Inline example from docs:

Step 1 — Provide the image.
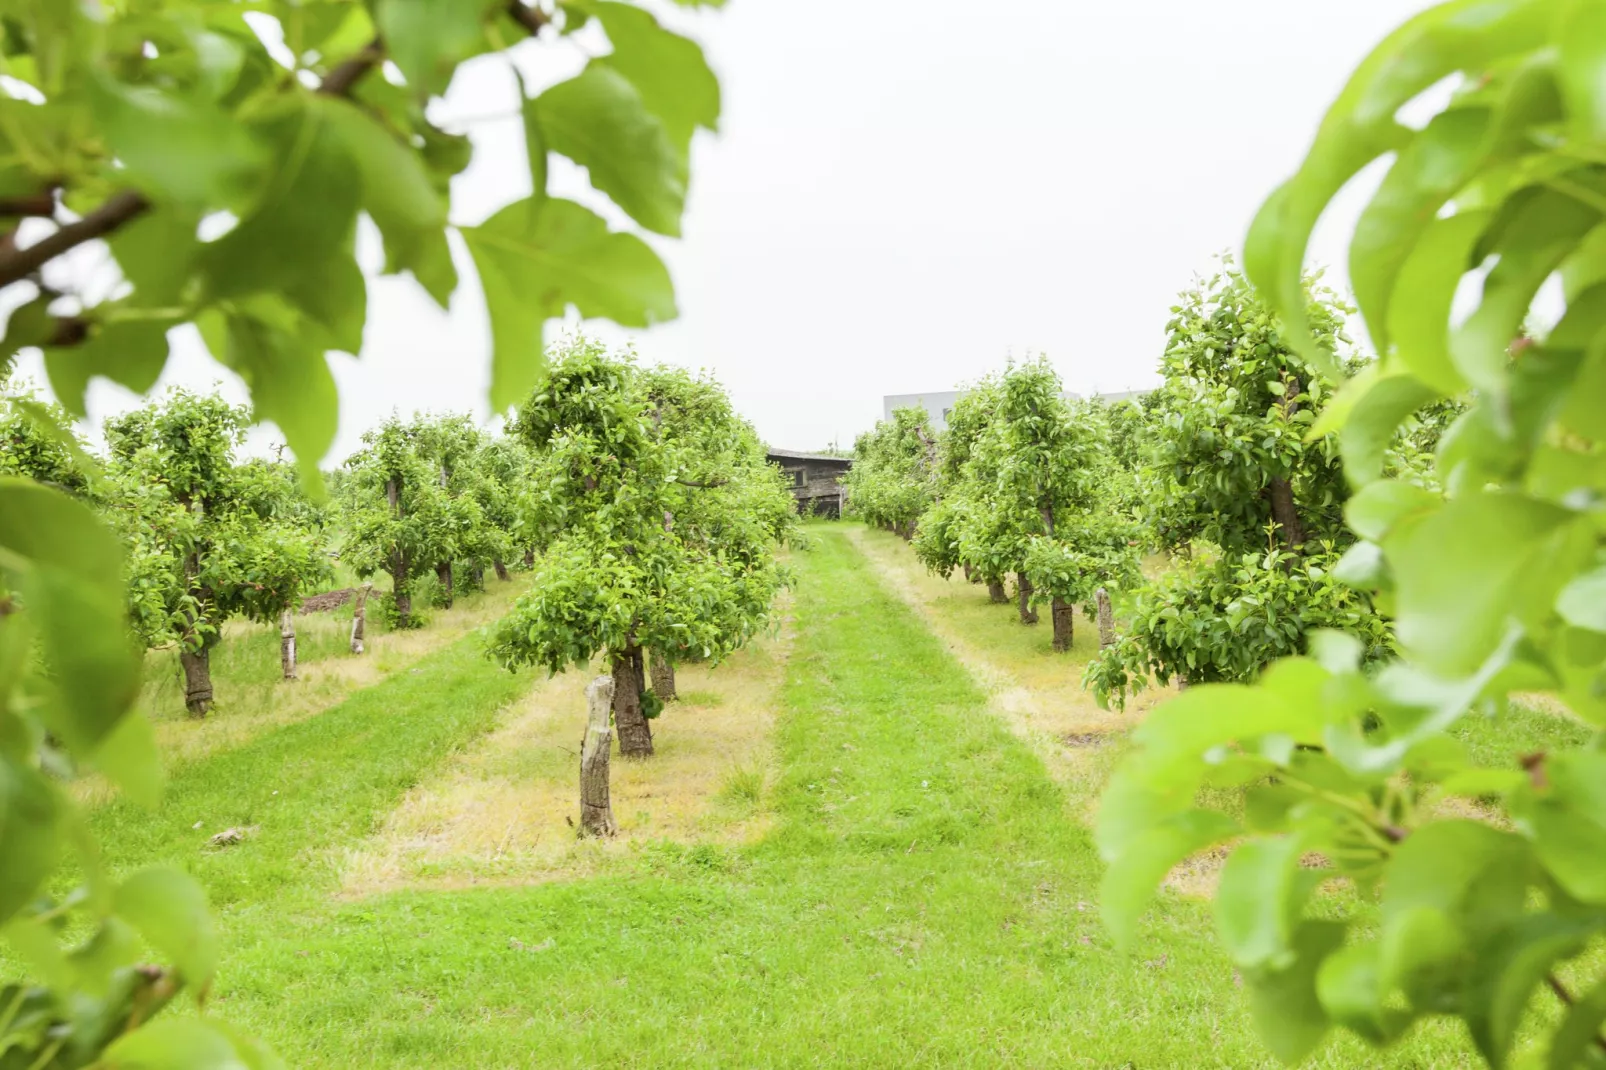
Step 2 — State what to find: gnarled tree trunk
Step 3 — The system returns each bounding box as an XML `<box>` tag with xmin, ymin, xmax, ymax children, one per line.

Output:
<box><xmin>436</xmin><ymin>562</ymin><xmax>454</xmax><ymax>608</ymax></box>
<box><xmin>987</xmin><ymin>577</ymin><xmax>1008</xmax><ymax>604</ymax></box>
<box><xmin>493</xmin><ymin>557</ymin><xmax>510</xmax><ymax>582</ymax></box>
<box><xmin>180</xmin><ymin>645</ymin><xmax>214</xmax><ymax>718</ymax></box>
<box><xmin>280</xmin><ymin>608</ymin><xmax>297</xmax><ymax>680</ymax></box>
<box><xmin>612</xmin><ymin>646</ymin><xmax>653</xmax><ymax>758</ymax></box>
<box><xmin>1096</xmin><ymin>587</ymin><xmax>1116</xmax><ymax>650</ymax></box>
<box><xmin>1051</xmin><ymin>597</ymin><xmax>1074</xmax><ymax>652</ymax></box>
<box><xmin>350</xmin><ymin>583</ymin><xmax>372</xmax><ymax>654</ymax></box>
<box><xmin>579</xmin><ymin>675</ymin><xmax>618</xmax><ymax>837</ymax></box>
<box><xmin>649</xmin><ymin>651</ymin><xmax>677</xmax><ymax>702</ymax></box>
<box><xmin>1016</xmin><ymin>574</ymin><xmax>1038</xmax><ymax>624</ymax></box>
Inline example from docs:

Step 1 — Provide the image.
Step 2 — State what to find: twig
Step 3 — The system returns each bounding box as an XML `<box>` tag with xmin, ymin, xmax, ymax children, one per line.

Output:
<box><xmin>319</xmin><ymin>37</ymin><xmax>384</xmax><ymax>97</ymax></box>
<box><xmin>1547</xmin><ymin>972</ymin><xmax>1606</xmax><ymax>1056</ymax></box>
<box><xmin>507</xmin><ymin>1</ymin><xmax>552</xmax><ymax>35</ymax></box>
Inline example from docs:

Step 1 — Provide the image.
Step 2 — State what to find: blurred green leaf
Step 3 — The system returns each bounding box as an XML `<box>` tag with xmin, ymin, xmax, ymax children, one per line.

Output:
<box><xmin>113</xmin><ymin>868</ymin><xmax>217</xmax><ymax>988</ymax></box>
<box><xmin>1101</xmin><ymin>808</ymin><xmax>1238</xmax><ymax>951</ymax></box>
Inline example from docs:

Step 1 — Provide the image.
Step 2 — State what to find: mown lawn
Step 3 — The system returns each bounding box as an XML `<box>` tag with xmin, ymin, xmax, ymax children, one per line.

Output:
<box><xmin>59</xmin><ymin>525</ymin><xmax>1511</xmax><ymax>1068</ymax></box>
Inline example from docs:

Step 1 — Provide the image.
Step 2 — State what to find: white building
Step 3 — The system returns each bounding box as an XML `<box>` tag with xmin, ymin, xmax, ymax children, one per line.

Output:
<box><xmin>883</xmin><ymin>387</ymin><xmax>1148</xmax><ymax>432</ymax></box>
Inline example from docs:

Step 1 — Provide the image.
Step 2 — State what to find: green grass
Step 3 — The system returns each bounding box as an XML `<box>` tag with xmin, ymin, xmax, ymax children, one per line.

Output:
<box><xmin>108</xmin><ymin>526</ymin><xmax>1480</xmax><ymax>1068</ymax></box>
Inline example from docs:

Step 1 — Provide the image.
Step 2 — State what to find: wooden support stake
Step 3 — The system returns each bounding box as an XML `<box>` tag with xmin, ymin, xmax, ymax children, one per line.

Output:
<box><xmin>579</xmin><ymin>675</ymin><xmax>618</xmax><ymax>837</ymax></box>
<box><xmin>350</xmin><ymin>582</ymin><xmax>373</xmax><ymax>654</ymax></box>
<box><xmin>1096</xmin><ymin>587</ymin><xmax>1116</xmax><ymax>650</ymax></box>
<box><xmin>280</xmin><ymin>608</ymin><xmax>298</xmax><ymax>680</ymax></box>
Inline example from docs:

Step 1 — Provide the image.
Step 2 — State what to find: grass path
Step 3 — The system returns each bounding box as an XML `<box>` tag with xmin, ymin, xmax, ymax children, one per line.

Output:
<box><xmin>193</xmin><ymin>527</ymin><xmax>1479</xmax><ymax>1068</ymax></box>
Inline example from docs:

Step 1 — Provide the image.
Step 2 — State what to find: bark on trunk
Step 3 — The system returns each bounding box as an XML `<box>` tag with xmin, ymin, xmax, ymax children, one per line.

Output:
<box><xmin>392</xmin><ymin>571</ymin><xmax>412</xmax><ymax>629</ymax></box>
<box><xmin>436</xmin><ymin>562</ymin><xmax>454</xmax><ymax>608</ymax></box>
<box><xmin>1051</xmin><ymin>597</ymin><xmax>1074</xmax><ymax>652</ymax></box>
<box><xmin>579</xmin><ymin>675</ymin><xmax>618</xmax><ymax>838</ymax></box>
<box><xmin>962</xmin><ymin>562</ymin><xmax>976</xmax><ymax>584</ymax></box>
<box><xmin>522</xmin><ymin>548</ymin><xmax>535</xmax><ymax>568</ymax></box>
<box><xmin>649</xmin><ymin>651</ymin><xmax>677</xmax><ymax>702</ymax></box>
<box><xmin>1016</xmin><ymin>574</ymin><xmax>1038</xmax><ymax>625</ymax></box>
<box><xmin>350</xmin><ymin>583</ymin><xmax>372</xmax><ymax>654</ymax></box>
<box><xmin>612</xmin><ymin>647</ymin><xmax>653</xmax><ymax>758</ymax></box>
<box><xmin>1096</xmin><ymin>587</ymin><xmax>1116</xmax><ymax>650</ymax></box>
<box><xmin>493</xmin><ymin>558</ymin><xmax>510</xmax><ymax>582</ymax></box>
<box><xmin>1267</xmin><ymin>476</ymin><xmax>1305</xmax><ymax>556</ymax></box>
<box><xmin>987</xmin><ymin>578</ymin><xmax>1008</xmax><ymax>604</ymax></box>
<box><xmin>180</xmin><ymin>646</ymin><xmax>214</xmax><ymax>718</ymax></box>
<box><xmin>280</xmin><ymin>608</ymin><xmax>297</xmax><ymax>680</ymax></box>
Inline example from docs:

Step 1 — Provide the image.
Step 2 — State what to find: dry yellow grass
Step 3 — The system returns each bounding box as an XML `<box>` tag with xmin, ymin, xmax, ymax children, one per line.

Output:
<box><xmin>339</xmin><ymin>596</ymin><xmax>795</xmax><ymax>897</ymax></box>
<box><xmin>75</xmin><ymin>581</ymin><xmax>529</xmax><ymax>805</ymax></box>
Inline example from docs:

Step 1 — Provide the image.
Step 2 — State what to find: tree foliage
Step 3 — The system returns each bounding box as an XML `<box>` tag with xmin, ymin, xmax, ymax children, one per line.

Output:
<box><xmin>1086</xmin><ymin>268</ymin><xmax>1388</xmax><ymax>705</ymax></box>
<box><xmin>488</xmin><ymin>338</ymin><xmax>793</xmax><ymax>754</ymax></box>
<box><xmin>0</xmin><ymin>0</ymin><xmax>725</xmax><ymax>1061</ymax></box>
<box><xmin>843</xmin><ymin>406</ymin><xmax>937</xmax><ymax>536</ymax></box>
<box><xmin>1101</xmin><ymin>4</ymin><xmax>1606</xmax><ymax>1066</ymax></box>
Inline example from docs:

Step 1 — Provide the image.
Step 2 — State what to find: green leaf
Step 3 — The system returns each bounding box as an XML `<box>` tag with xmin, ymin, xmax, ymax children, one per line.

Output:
<box><xmin>1382</xmin><ymin>820</ymin><xmax>1531</xmax><ymax>933</ymax></box>
<box><xmin>1466</xmin><ymin>915</ymin><xmax>1596</xmax><ymax>1068</ymax></box>
<box><xmin>44</xmin><ymin>321</ymin><xmax>172</xmax><ymax>419</ymax></box>
<box><xmin>516</xmin><ymin>68</ymin><xmax>548</xmax><ymax>211</ymax></box>
<box><xmin>113</xmin><ymin>867</ymin><xmax>217</xmax><ymax>987</ymax></box>
<box><xmin>1101</xmin><ymin>808</ymin><xmax>1238</xmax><ymax>950</ymax></box>
<box><xmin>91</xmin><ymin>707</ymin><xmax>164</xmax><ymax>811</ymax></box>
<box><xmin>1388</xmin><ymin>210</ymin><xmax>1487</xmax><ymax>395</ymax></box>
<box><xmin>1344</xmin><ymin>479</ymin><xmax>1438</xmax><ymax>542</ymax></box>
<box><xmin>199</xmin><ymin>104</ymin><xmax>363</xmax><ymax>334</ymax></box>
<box><xmin>0</xmin><ymin>754</ymin><xmax>61</xmax><ymax>927</ymax></box>
<box><xmin>101</xmin><ymin>1019</ymin><xmax>269</xmax><ymax>1070</ymax></box>
<box><xmin>1451</xmin><ymin>185</ymin><xmax>1603</xmax><ymax>392</ymax></box>
<box><xmin>1350</xmin><ymin>105</ymin><xmax>1491</xmax><ymax>356</ymax></box>
<box><xmin>218</xmin><ymin>305</ymin><xmax>338</xmax><ymax>491</ymax></box>
<box><xmin>1550</xmin><ymin>974</ymin><xmax>1606</xmax><ymax>1070</ymax></box>
<box><xmin>1244</xmin><ymin>0</ymin><xmax>1551</xmax><ymax>365</ymax></box>
<box><xmin>107</xmin><ymin>205</ymin><xmax>203</xmax><ymax>309</ymax></box>
<box><xmin>1245</xmin><ymin>920</ymin><xmax>1347</xmax><ymax>1064</ymax></box>
<box><xmin>1387</xmin><ymin>491</ymin><xmax>1588</xmax><ymax>675</ymax></box>
<box><xmin>1317</xmin><ymin>940</ymin><xmax>1414</xmax><ymax>1045</ymax></box>
<box><xmin>316</xmin><ymin>97</ymin><xmax>454</xmax><ymax>307</ymax></box>
<box><xmin>1340</xmin><ymin>373</ymin><xmax>1442</xmax><ymax>486</ymax></box>
<box><xmin>589</xmin><ymin>0</ymin><xmax>721</xmax><ymax>150</ymax></box>
<box><xmin>0</xmin><ymin>479</ymin><xmax>141</xmax><ymax>753</ymax></box>
<box><xmin>1510</xmin><ymin>751</ymin><xmax>1606</xmax><ymax>905</ymax></box>
<box><xmin>375</xmin><ymin>0</ymin><xmax>494</xmax><ymax>96</ymax></box>
<box><xmin>463</xmin><ymin>196</ymin><xmax>677</xmax><ymax>412</ymax></box>
<box><xmin>536</xmin><ymin>64</ymin><xmax>686</xmax><ymax>237</ymax></box>
<box><xmin>1217</xmin><ymin>834</ymin><xmax>1321</xmax><ymax>970</ymax></box>
<box><xmin>87</xmin><ymin>73</ymin><xmax>266</xmax><ymax>205</ymax></box>
<box><xmin>1557</xmin><ymin>564</ymin><xmax>1606</xmax><ymax>632</ymax></box>
<box><xmin>1558</xmin><ymin>0</ymin><xmax>1606</xmax><ymax>143</ymax></box>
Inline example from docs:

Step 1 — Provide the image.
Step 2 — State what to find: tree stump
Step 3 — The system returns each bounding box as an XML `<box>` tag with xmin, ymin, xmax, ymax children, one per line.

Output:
<box><xmin>1096</xmin><ymin>587</ymin><xmax>1116</xmax><ymax>650</ymax></box>
<box><xmin>612</xmin><ymin>647</ymin><xmax>653</xmax><ymax>758</ymax></box>
<box><xmin>1016</xmin><ymin>574</ymin><xmax>1038</xmax><ymax>625</ymax></box>
<box><xmin>579</xmin><ymin>675</ymin><xmax>618</xmax><ymax>838</ymax></box>
<box><xmin>350</xmin><ymin>582</ymin><xmax>372</xmax><ymax>654</ymax></box>
<box><xmin>649</xmin><ymin>651</ymin><xmax>677</xmax><ymax>702</ymax></box>
<box><xmin>280</xmin><ymin>608</ymin><xmax>297</xmax><ymax>680</ymax></box>
<box><xmin>1051</xmin><ymin>597</ymin><xmax>1074</xmax><ymax>652</ymax></box>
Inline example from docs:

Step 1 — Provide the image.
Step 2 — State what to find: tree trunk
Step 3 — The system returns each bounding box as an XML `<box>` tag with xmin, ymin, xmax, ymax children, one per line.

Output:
<box><xmin>649</xmin><ymin>651</ymin><xmax>676</xmax><ymax>702</ymax></box>
<box><xmin>1267</xmin><ymin>476</ymin><xmax>1305</xmax><ymax>556</ymax></box>
<box><xmin>436</xmin><ymin>562</ymin><xmax>454</xmax><ymax>608</ymax></box>
<box><xmin>1177</xmin><ymin>673</ymin><xmax>1190</xmax><ymax>691</ymax></box>
<box><xmin>493</xmin><ymin>558</ymin><xmax>510</xmax><ymax>582</ymax></box>
<box><xmin>987</xmin><ymin>578</ymin><xmax>1007</xmax><ymax>604</ymax></box>
<box><xmin>1096</xmin><ymin>587</ymin><xmax>1116</xmax><ymax>650</ymax></box>
<box><xmin>350</xmin><ymin>583</ymin><xmax>372</xmax><ymax>654</ymax></box>
<box><xmin>180</xmin><ymin>646</ymin><xmax>214</xmax><ymax>718</ymax></box>
<box><xmin>391</xmin><ymin>567</ymin><xmax>412</xmax><ymax>629</ymax></box>
<box><xmin>1051</xmin><ymin>597</ymin><xmax>1074</xmax><ymax>652</ymax></box>
<box><xmin>962</xmin><ymin>562</ymin><xmax>975</xmax><ymax>583</ymax></box>
<box><xmin>1016</xmin><ymin>574</ymin><xmax>1038</xmax><ymax>624</ymax></box>
<box><xmin>579</xmin><ymin>675</ymin><xmax>618</xmax><ymax>838</ymax></box>
<box><xmin>280</xmin><ymin>608</ymin><xmax>297</xmax><ymax>680</ymax></box>
<box><xmin>523</xmin><ymin>548</ymin><xmax>535</xmax><ymax>568</ymax></box>
<box><xmin>471</xmin><ymin>565</ymin><xmax>485</xmax><ymax>590</ymax></box>
<box><xmin>612</xmin><ymin>647</ymin><xmax>653</xmax><ymax>758</ymax></box>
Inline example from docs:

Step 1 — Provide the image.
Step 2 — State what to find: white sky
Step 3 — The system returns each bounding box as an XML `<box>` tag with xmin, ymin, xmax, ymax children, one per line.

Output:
<box><xmin>16</xmin><ymin>0</ymin><xmax>1435</xmax><ymax>461</ymax></box>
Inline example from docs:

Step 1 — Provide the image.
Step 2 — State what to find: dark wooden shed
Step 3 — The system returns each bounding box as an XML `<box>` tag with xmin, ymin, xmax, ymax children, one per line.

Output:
<box><xmin>767</xmin><ymin>448</ymin><xmax>852</xmax><ymax>518</ymax></box>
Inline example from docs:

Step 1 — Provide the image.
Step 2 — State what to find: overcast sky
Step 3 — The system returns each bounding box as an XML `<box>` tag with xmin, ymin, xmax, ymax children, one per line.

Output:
<box><xmin>16</xmin><ymin>0</ymin><xmax>1434</xmax><ymax>461</ymax></box>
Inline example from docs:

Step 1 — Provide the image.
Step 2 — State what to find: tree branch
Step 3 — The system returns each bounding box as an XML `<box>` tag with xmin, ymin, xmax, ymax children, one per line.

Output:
<box><xmin>675</xmin><ymin>478</ymin><xmax>728</xmax><ymax>489</ymax></box>
<box><xmin>1546</xmin><ymin>972</ymin><xmax>1606</xmax><ymax>1056</ymax></box>
<box><xmin>319</xmin><ymin>38</ymin><xmax>384</xmax><ymax>97</ymax></box>
<box><xmin>0</xmin><ymin>190</ymin><xmax>150</xmax><ymax>290</ymax></box>
<box><xmin>0</xmin><ymin>189</ymin><xmax>57</xmax><ymax>219</ymax></box>
<box><xmin>507</xmin><ymin>1</ymin><xmax>552</xmax><ymax>35</ymax></box>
